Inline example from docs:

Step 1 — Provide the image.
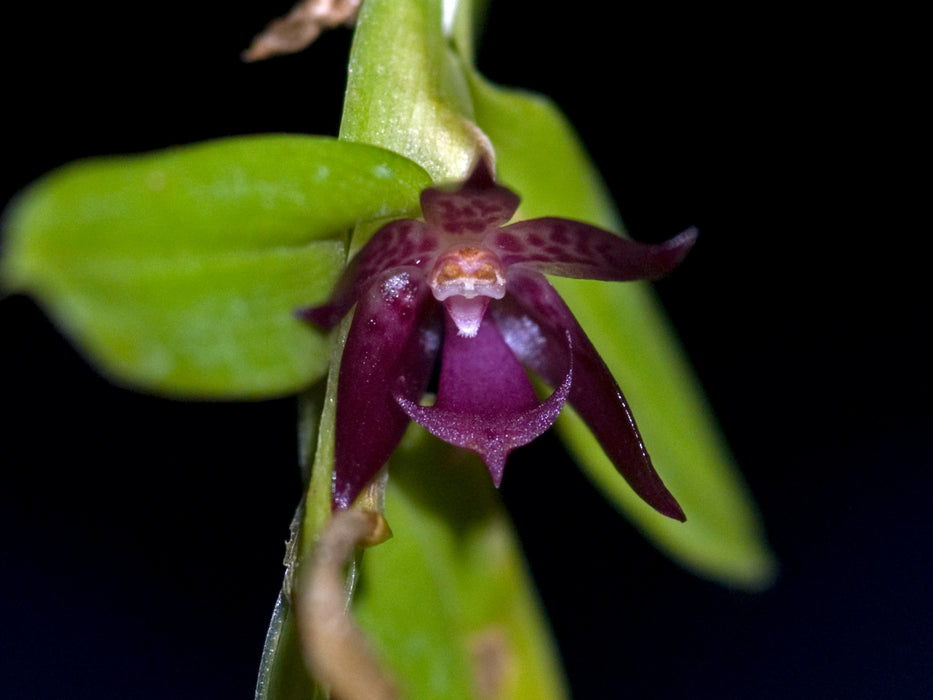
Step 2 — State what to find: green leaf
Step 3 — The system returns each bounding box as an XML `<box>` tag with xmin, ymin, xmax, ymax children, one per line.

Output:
<box><xmin>354</xmin><ymin>429</ymin><xmax>569</xmax><ymax>699</ymax></box>
<box><xmin>465</xmin><ymin>67</ymin><xmax>777</xmax><ymax>590</ymax></box>
<box><xmin>339</xmin><ymin>0</ymin><xmax>482</xmax><ymax>181</ymax></box>
<box><xmin>1</xmin><ymin>135</ymin><xmax>431</xmax><ymax>398</ymax></box>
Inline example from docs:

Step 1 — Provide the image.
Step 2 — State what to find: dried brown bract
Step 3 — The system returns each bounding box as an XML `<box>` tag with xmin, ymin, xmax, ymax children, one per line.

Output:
<box><xmin>295</xmin><ymin>510</ymin><xmax>398</xmax><ymax>699</ymax></box>
<box><xmin>243</xmin><ymin>0</ymin><xmax>362</xmax><ymax>62</ymax></box>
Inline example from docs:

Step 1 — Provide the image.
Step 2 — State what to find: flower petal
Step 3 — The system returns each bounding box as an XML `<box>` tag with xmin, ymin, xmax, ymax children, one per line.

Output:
<box><xmin>420</xmin><ymin>160</ymin><xmax>521</xmax><ymax>235</ymax></box>
<box><xmin>397</xmin><ymin>315</ymin><xmax>571</xmax><ymax>487</ymax></box>
<box><xmin>332</xmin><ymin>267</ymin><xmax>439</xmax><ymax>508</ymax></box>
<box><xmin>494</xmin><ymin>269</ymin><xmax>686</xmax><ymax>521</ymax></box>
<box><xmin>297</xmin><ymin>218</ymin><xmax>438</xmax><ymax>328</ymax></box>
<box><xmin>493</xmin><ymin>220</ymin><xmax>697</xmax><ymax>282</ymax></box>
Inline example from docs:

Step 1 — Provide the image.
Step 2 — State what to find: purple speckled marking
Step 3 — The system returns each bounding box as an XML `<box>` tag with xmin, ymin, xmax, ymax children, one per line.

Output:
<box><xmin>493</xmin><ymin>231</ymin><xmax>523</xmax><ymax>253</ymax></box>
<box><xmin>496</xmin><ymin>218</ymin><xmax>697</xmax><ymax>282</ymax></box>
<box><xmin>421</xmin><ymin>174</ymin><xmax>520</xmax><ymax>234</ymax></box>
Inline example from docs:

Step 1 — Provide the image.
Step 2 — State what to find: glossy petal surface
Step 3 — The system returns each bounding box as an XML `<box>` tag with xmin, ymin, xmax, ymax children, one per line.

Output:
<box><xmin>496</xmin><ymin>268</ymin><xmax>685</xmax><ymax>521</ymax></box>
<box><xmin>398</xmin><ymin>315</ymin><xmax>570</xmax><ymax>486</ymax></box>
<box><xmin>333</xmin><ymin>267</ymin><xmax>438</xmax><ymax>507</ymax></box>
<box><xmin>298</xmin><ymin>218</ymin><xmax>436</xmax><ymax>328</ymax></box>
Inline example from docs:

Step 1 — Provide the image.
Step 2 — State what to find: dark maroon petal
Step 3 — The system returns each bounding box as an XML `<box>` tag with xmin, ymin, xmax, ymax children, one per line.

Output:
<box><xmin>493</xmin><ymin>220</ymin><xmax>697</xmax><ymax>281</ymax></box>
<box><xmin>420</xmin><ymin>161</ymin><xmax>521</xmax><ymax>236</ymax></box>
<box><xmin>332</xmin><ymin>267</ymin><xmax>439</xmax><ymax>508</ymax></box>
<box><xmin>297</xmin><ymin>218</ymin><xmax>438</xmax><ymax>328</ymax></box>
<box><xmin>396</xmin><ymin>315</ymin><xmax>571</xmax><ymax>487</ymax></box>
<box><xmin>493</xmin><ymin>268</ymin><xmax>686</xmax><ymax>521</ymax></box>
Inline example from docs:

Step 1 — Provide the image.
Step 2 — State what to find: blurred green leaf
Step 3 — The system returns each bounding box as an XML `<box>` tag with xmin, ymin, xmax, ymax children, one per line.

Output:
<box><xmin>355</xmin><ymin>429</ymin><xmax>569</xmax><ymax>699</ymax></box>
<box><xmin>258</xmin><ymin>427</ymin><xmax>571</xmax><ymax>699</ymax></box>
<box><xmin>465</xmin><ymin>67</ymin><xmax>777</xmax><ymax>590</ymax></box>
<box><xmin>1</xmin><ymin>135</ymin><xmax>430</xmax><ymax>398</ymax></box>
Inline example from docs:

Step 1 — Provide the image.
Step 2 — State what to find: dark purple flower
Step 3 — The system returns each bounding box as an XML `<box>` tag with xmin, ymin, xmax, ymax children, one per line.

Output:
<box><xmin>300</xmin><ymin>160</ymin><xmax>696</xmax><ymax>521</ymax></box>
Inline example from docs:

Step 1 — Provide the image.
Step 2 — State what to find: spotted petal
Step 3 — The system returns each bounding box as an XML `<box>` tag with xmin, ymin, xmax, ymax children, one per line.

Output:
<box><xmin>332</xmin><ymin>267</ymin><xmax>439</xmax><ymax>508</ymax></box>
<box><xmin>419</xmin><ymin>159</ymin><xmax>521</xmax><ymax>234</ymax></box>
<box><xmin>493</xmin><ymin>221</ymin><xmax>697</xmax><ymax>281</ymax></box>
<box><xmin>397</xmin><ymin>314</ymin><xmax>571</xmax><ymax>487</ymax></box>
<box><xmin>297</xmin><ymin>218</ymin><xmax>437</xmax><ymax>328</ymax></box>
<box><xmin>495</xmin><ymin>268</ymin><xmax>686</xmax><ymax>521</ymax></box>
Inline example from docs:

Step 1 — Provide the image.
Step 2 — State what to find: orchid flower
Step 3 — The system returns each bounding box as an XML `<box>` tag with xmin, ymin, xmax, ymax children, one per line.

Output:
<box><xmin>300</xmin><ymin>158</ymin><xmax>696</xmax><ymax>520</ymax></box>
<box><xmin>1</xmin><ymin>1</ymin><xmax>777</xmax><ymax>694</ymax></box>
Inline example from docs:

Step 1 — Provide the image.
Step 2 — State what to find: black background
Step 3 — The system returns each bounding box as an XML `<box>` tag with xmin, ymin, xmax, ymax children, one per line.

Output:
<box><xmin>2</xmin><ymin>2</ymin><xmax>928</xmax><ymax>698</ymax></box>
